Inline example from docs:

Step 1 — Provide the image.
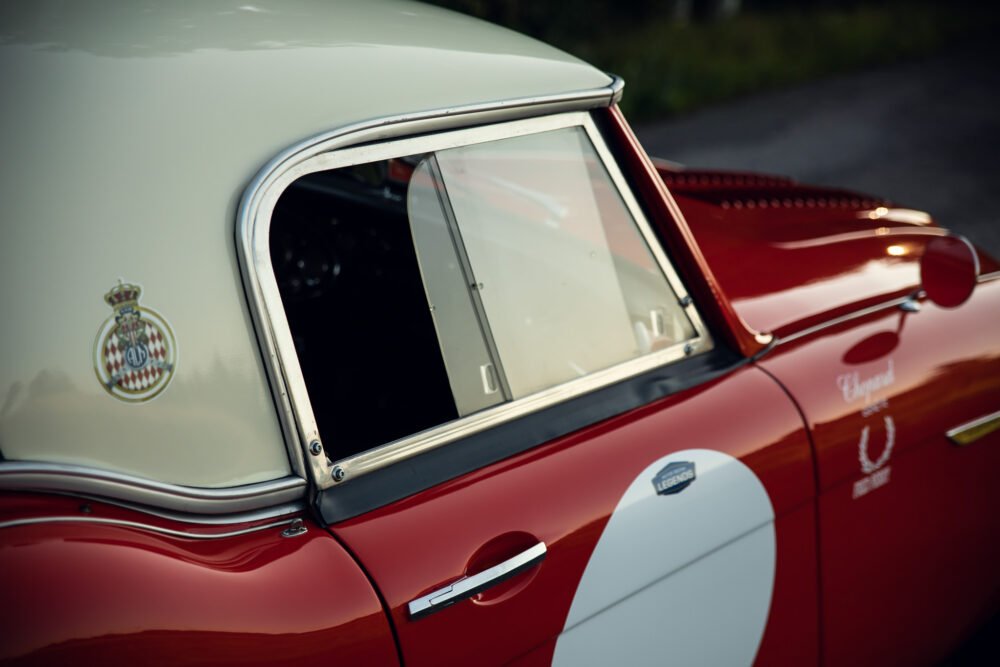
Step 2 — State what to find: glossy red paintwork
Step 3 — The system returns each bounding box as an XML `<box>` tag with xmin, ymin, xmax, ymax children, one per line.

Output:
<box><xmin>758</xmin><ymin>278</ymin><xmax>1000</xmax><ymax>665</ymax></box>
<box><xmin>0</xmin><ymin>493</ymin><xmax>398</xmax><ymax>666</ymax></box>
<box><xmin>670</xmin><ymin>189</ymin><xmax>933</xmax><ymax>334</ymax></box>
<box><xmin>662</xmin><ymin>164</ymin><xmax>1000</xmax><ymax>339</ymax></box>
<box><xmin>752</xmin><ymin>503</ymin><xmax>820</xmax><ymax>666</ymax></box>
<box><xmin>330</xmin><ymin>366</ymin><xmax>816</xmax><ymax>666</ymax></box>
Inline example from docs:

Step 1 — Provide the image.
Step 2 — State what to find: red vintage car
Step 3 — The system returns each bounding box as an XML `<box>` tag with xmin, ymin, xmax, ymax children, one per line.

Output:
<box><xmin>1</xmin><ymin>2</ymin><xmax>997</xmax><ymax>665</ymax></box>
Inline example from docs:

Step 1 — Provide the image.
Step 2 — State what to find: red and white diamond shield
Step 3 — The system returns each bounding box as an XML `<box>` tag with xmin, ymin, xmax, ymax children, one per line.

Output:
<box><xmin>94</xmin><ymin>300</ymin><xmax>176</xmax><ymax>403</ymax></box>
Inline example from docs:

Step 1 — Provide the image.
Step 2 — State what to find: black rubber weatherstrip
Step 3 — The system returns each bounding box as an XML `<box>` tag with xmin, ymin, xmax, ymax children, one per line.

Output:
<box><xmin>316</xmin><ymin>346</ymin><xmax>745</xmax><ymax>525</ymax></box>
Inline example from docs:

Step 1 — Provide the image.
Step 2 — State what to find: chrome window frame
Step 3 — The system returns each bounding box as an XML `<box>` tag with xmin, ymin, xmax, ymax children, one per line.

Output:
<box><xmin>237</xmin><ymin>80</ymin><xmax>713</xmax><ymax>490</ymax></box>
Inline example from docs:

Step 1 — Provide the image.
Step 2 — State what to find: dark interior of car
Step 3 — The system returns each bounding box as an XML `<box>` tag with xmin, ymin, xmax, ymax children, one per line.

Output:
<box><xmin>270</xmin><ymin>160</ymin><xmax>458</xmax><ymax>461</ymax></box>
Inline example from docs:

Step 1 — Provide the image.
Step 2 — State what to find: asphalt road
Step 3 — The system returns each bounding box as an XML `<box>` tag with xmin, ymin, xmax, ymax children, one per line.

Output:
<box><xmin>636</xmin><ymin>42</ymin><xmax>1000</xmax><ymax>259</ymax></box>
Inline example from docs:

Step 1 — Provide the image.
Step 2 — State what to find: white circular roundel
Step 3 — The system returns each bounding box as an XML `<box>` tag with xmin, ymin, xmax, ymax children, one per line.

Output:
<box><xmin>553</xmin><ymin>449</ymin><xmax>776</xmax><ymax>666</ymax></box>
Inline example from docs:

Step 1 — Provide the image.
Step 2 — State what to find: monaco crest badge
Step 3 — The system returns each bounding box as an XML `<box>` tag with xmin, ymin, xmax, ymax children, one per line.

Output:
<box><xmin>93</xmin><ymin>280</ymin><xmax>176</xmax><ymax>402</ymax></box>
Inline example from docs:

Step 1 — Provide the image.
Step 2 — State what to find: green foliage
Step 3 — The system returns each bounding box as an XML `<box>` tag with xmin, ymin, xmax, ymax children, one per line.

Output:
<box><xmin>425</xmin><ymin>1</ymin><xmax>998</xmax><ymax>120</ymax></box>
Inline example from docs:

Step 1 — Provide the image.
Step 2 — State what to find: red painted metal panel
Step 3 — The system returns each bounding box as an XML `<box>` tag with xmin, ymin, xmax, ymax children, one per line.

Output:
<box><xmin>759</xmin><ymin>278</ymin><xmax>1000</xmax><ymax>665</ymax></box>
<box><xmin>331</xmin><ymin>366</ymin><xmax>816</xmax><ymax>666</ymax></box>
<box><xmin>668</xmin><ymin>173</ymin><xmax>1000</xmax><ymax>340</ymax></box>
<box><xmin>0</xmin><ymin>494</ymin><xmax>398</xmax><ymax>666</ymax></box>
<box><xmin>670</xmin><ymin>190</ymin><xmax>937</xmax><ymax>337</ymax></box>
<box><xmin>753</xmin><ymin>503</ymin><xmax>820</xmax><ymax>667</ymax></box>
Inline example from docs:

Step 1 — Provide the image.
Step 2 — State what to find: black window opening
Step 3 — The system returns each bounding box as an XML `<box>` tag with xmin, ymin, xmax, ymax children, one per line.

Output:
<box><xmin>270</xmin><ymin>157</ymin><xmax>458</xmax><ymax>461</ymax></box>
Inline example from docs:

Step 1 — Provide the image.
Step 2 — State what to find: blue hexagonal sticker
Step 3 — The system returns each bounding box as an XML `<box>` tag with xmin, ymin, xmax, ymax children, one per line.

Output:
<box><xmin>653</xmin><ymin>461</ymin><xmax>696</xmax><ymax>495</ymax></box>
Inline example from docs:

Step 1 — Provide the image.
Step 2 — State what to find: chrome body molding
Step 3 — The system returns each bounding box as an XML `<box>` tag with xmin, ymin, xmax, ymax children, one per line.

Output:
<box><xmin>71</xmin><ymin>497</ymin><xmax>308</xmax><ymax>527</ymax></box>
<box><xmin>237</xmin><ymin>78</ymin><xmax>718</xmax><ymax>491</ymax></box>
<box><xmin>980</xmin><ymin>270</ymin><xmax>1000</xmax><ymax>283</ymax></box>
<box><xmin>768</xmin><ymin>293</ymin><xmax>920</xmax><ymax>351</ymax></box>
<box><xmin>0</xmin><ymin>515</ymin><xmax>299</xmax><ymax>540</ymax></box>
<box><xmin>0</xmin><ymin>462</ymin><xmax>307</xmax><ymax>515</ymax></box>
<box><xmin>947</xmin><ymin>409</ymin><xmax>1000</xmax><ymax>447</ymax></box>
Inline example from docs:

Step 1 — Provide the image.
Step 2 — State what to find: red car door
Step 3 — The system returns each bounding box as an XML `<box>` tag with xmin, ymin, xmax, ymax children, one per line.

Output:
<box><xmin>325</xmin><ymin>364</ymin><xmax>817</xmax><ymax>666</ymax></box>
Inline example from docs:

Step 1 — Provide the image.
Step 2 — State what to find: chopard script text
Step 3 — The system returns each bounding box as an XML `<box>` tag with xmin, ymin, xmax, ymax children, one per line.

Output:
<box><xmin>837</xmin><ymin>359</ymin><xmax>895</xmax><ymax>405</ymax></box>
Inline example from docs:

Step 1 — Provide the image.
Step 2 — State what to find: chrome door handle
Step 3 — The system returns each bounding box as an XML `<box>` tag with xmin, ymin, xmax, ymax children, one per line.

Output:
<box><xmin>407</xmin><ymin>542</ymin><xmax>547</xmax><ymax>619</ymax></box>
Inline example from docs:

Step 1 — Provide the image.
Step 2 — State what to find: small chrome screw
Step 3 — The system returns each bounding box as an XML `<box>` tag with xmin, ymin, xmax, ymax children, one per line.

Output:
<box><xmin>679</xmin><ymin>295</ymin><xmax>693</xmax><ymax>307</ymax></box>
<box><xmin>332</xmin><ymin>466</ymin><xmax>346</xmax><ymax>482</ymax></box>
<box><xmin>683</xmin><ymin>343</ymin><xmax>695</xmax><ymax>356</ymax></box>
<box><xmin>309</xmin><ymin>440</ymin><xmax>322</xmax><ymax>456</ymax></box>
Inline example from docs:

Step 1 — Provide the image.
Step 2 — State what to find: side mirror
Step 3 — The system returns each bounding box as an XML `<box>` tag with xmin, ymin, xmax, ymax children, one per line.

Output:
<box><xmin>920</xmin><ymin>235</ymin><xmax>980</xmax><ymax>309</ymax></box>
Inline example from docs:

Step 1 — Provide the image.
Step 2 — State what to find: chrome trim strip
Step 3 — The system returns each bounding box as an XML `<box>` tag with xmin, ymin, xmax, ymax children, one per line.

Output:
<box><xmin>0</xmin><ymin>463</ymin><xmax>307</xmax><ymax>515</ymax></box>
<box><xmin>770</xmin><ymin>294</ymin><xmax>918</xmax><ymax>349</ymax></box>
<box><xmin>979</xmin><ymin>270</ymin><xmax>1000</xmax><ymax>283</ymax></box>
<box><xmin>67</xmin><ymin>496</ymin><xmax>307</xmax><ymax>526</ymax></box>
<box><xmin>965</xmin><ymin>235</ymin><xmax>982</xmax><ymax>277</ymax></box>
<box><xmin>237</xmin><ymin>77</ymin><xmax>623</xmax><ymax>483</ymax></box>
<box><xmin>947</xmin><ymin>409</ymin><xmax>1000</xmax><ymax>447</ymax></box>
<box><xmin>240</xmin><ymin>111</ymin><xmax>713</xmax><ymax>489</ymax></box>
<box><xmin>650</xmin><ymin>157</ymin><xmax>686</xmax><ymax>170</ymax></box>
<box><xmin>408</xmin><ymin>542</ymin><xmax>547</xmax><ymax>619</ymax></box>
<box><xmin>0</xmin><ymin>515</ymin><xmax>297</xmax><ymax>540</ymax></box>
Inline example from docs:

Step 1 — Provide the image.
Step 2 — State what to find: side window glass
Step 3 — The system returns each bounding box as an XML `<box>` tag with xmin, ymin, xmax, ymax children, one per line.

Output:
<box><xmin>432</xmin><ymin>127</ymin><xmax>695</xmax><ymax>398</ymax></box>
<box><xmin>270</xmin><ymin>119</ymin><xmax>705</xmax><ymax>463</ymax></box>
<box><xmin>408</xmin><ymin>157</ymin><xmax>506</xmax><ymax>416</ymax></box>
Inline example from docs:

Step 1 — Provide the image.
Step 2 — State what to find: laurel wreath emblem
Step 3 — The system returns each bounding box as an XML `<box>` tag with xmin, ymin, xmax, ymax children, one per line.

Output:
<box><xmin>858</xmin><ymin>415</ymin><xmax>896</xmax><ymax>475</ymax></box>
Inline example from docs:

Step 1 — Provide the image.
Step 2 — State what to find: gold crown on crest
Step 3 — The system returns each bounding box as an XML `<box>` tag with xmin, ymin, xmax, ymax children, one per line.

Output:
<box><xmin>104</xmin><ymin>280</ymin><xmax>142</xmax><ymax>310</ymax></box>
